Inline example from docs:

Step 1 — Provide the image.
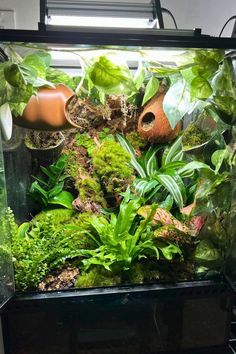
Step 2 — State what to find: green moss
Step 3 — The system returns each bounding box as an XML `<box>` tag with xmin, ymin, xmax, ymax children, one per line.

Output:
<box><xmin>123</xmin><ymin>263</ymin><xmax>145</xmax><ymax>284</ymax></box>
<box><xmin>75</xmin><ymin>133</ymin><xmax>96</xmax><ymax>156</ymax></box>
<box><xmin>75</xmin><ymin>267</ymin><xmax>121</xmax><ymax>288</ymax></box>
<box><xmin>182</xmin><ymin>122</ymin><xmax>210</xmax><ymax>149</ymax></box>
<box><xmin>126</xmin><ymin>131</ymin><xmax>147</xmax><ymax>150</ymax></box>
<box><xmin>123</xmin><ymin>262</ymin><xmax>161</xmax><ymax>284</ymax></box>
<box><xmin>78</xmin><ymin>177</ymin><xmax>106</xmax><ymax>207</ymax></box>
<box><xmin>92</xmin><ymin>140</ymin><xmax>134</xmax><ymax>193</ymax></box>
<box><xmin>11</xmin><ymin>209</ymin><xmax>99</xmax><ymax>290</ymax></box>
<box><xmin>33</xmin><ymin>208</ymin><xmax>75</xmax><ymax>226</ymax></box>
<box><xmin>65</xmin><ymin>151</ymin><xmax>86</xmax><ymax>185</ymax></box>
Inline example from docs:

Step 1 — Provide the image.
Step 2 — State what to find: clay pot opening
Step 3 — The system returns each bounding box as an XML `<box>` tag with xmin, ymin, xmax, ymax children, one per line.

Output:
<box><xmin>137</xmin><ymin>93</ymin><xmax>181</xmax><ymax>143</ymax></box>
<box><xmin>14</xmin><ymin>85</ymin><xmax>78</xmax><ymax>131</ymax></box>
<box><xmin>140</xmin><ymin>112</ymin><xmax>155</xmax><ymax>131</ymax></box>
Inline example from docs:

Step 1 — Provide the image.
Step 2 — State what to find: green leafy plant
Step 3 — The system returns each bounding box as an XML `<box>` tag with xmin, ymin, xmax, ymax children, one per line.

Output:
<box><xmin>148</xmin><ymin>50</ymin><xmax>236</xmax><ymax>129</ymax></box>
<box><xmin>79</xmin><ymin>55</ymin><xmax>137</xmax><ymax>104</ymax></box>
<box><xmin>29</xmin><ymin>155</ymin><xmax>74</xmax><ymax>209</ymax></box>
<box><xmin>0</xmin><ymin>50</ymin><xmax>54</xmax><ymax>120</ymax></box>
<box><xmin>76</xmin><ymin>193</ymin><xmax>182</xmax><ymax>274</ymax></box>
<box><xmin>141</xmin><ymin>76</ymin><xmax>159</xmax><ymax>106</ymax></box>
<box><xmin>7</xmin><ymin>207</ymin><xmax>93</xmax><ymax>290</ymax></box>
<box><xmin>46</xmin><ymin>68</ymin><xmax>80</xmax><ymax>91</ymax></box>
<box><xmin>117</xmin><ymin>134</ymin><xmax>211</xmax><ymax>209</ymax></box>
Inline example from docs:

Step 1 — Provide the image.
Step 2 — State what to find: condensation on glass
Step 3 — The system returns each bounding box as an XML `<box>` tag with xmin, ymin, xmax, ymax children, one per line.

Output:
<box><xmin>0</xmin><ymin>133</ymin><xmax>14</xmax><ymax>309</ymax></box>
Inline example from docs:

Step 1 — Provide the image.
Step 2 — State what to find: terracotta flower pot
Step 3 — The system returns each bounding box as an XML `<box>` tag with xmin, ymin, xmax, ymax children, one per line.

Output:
<box><xmin>13</xmin><ymin>85</ymin><xmax>79</xmax><ymax>131</ymax></box>
<box><xmin>137</xmin><ymin>93</ymin><xmax>181</xmax><ymax>143</ymax></box>
<box><xmin>25</xmin><ymin>131</ymin><xmax>65</xmax><ymax>162</ymax></box>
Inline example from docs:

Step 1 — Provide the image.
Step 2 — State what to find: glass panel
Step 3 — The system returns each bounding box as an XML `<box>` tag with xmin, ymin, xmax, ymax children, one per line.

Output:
<box><xmin>0</xmin><ymin>40</ymin><xmax>235</xmax><ymax>293</ymax></box>
<box><xmin>0</xmin><ymin>133</ymin><xmax>14</xmax><ymax>309</ymax></box>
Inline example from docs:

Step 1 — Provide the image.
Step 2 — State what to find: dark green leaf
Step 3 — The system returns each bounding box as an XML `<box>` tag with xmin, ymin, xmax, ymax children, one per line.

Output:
<box><xmin>49</xmin><ymin>191</ymin><xmax>73</xmax><ymax>209</ymax></box>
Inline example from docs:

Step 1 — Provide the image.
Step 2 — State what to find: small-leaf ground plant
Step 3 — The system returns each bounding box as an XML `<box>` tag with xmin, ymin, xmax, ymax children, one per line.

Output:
<box><xmin>5</xmin><ymin>207</ymin><xmax>94</xmax><ymax>290</ymax></box>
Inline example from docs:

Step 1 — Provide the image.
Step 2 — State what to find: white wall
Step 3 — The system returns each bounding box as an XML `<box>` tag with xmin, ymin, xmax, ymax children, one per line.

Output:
<box><xmin>162</xmin><ymin>0</ymin><xmax>236</xmax><ymax>37</ymax></box>
<box><xmin>0</xmin><ymin>0</ymin><xmax>39</xmax><ymax>30</ymax></box>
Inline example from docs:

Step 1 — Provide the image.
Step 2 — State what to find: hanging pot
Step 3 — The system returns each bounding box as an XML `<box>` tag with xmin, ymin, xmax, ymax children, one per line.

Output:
<box><xmin>25</xmin><ymin>131</ymin><xmax>65</xmax><ymax>163</ymax></box>
<box><xmin>13</xmin><ymin>85</ymin><xmax>79</xmax><ymax>131</ymax></box>
<box><xmin>137</xmin><ymin>93</ymin><xmax>181</xmax><ymax>143</ymax></box>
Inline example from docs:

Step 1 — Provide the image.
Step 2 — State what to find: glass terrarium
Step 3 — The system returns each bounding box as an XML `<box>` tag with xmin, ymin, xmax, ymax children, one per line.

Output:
<box><xmin>0</xmin><ymin>36</ymin><xmax>236</xmax><ymax>295</ymax></box>
<box><xmin>0</xmin><ymin>30</ymin><xmax>235</xmax><ymax>354</ymax></box>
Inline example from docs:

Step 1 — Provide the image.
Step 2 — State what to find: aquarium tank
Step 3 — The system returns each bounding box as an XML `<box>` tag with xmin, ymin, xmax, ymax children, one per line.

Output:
<box><xmin>0</xmin><ymin>38</ymin><xmax>236</xmax><ymax>295</ymax></box>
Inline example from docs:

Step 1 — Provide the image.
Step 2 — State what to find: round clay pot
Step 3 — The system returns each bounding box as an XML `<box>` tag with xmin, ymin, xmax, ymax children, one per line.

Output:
<box><xmin>13</xmin><ymin>85</ymin><xmax>79</xmax><ymax>131</ymax></box>
<box><xmin>137</xmin><ymin>93</ymin><xmax>181</xmax><ymax>143</ymax></box>
<box><xmin>25</xmin><ymin>131</ymin><xmax>65</xmax><ymax>162</ymax></box>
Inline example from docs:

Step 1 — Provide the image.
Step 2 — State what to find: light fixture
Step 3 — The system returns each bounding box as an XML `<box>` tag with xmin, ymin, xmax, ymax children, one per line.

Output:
<box><xmin>47</xmin><ymin>16</ymin><xmax>156</xmax><ymax>29</ymax></box>
<box><xmin>39</xmin><ymin>0</ymin><xmax>164</xmax><ymax>30</ymax></box>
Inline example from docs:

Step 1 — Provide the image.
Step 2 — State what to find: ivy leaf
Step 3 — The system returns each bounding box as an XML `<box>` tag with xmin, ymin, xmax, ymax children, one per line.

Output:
<box><xmin>180</xmin><ymin>67</ymin><xmax>195</xmax><ymax>83</ymax></box>
<box><xmin>142</xmin><ymin>76</ymin><xmax>159</xmax><ymax>106</ymax></box>
<box><xmin>46</xmin><ymin>68</ymin><xmax>77</xmax><ymax>90</ymax></box>
<box><xmin>35</xmin><ymin>52</ymin><xmax>52</xmax><ymax>68</ymax></box>
<box><xmin>193</xmin><ymin>55</ymin><xmax>219</xmax><ymax>79</ymax></box>
<box><xmin>163</xmin><ymin>80</ymin><xmax>192</xmax><ymax>129</ymax></box>
<box><xmin>211</xmin><ymin>149</ymin><xmax>227</xmax><ymax>173</ymax></box>
<box><xmin>195</xmin><ymin>49</ymin><xmax>224</xmax><ymax>64</ymax></box>
<box><xmin>133</xmin><ymin>60</ymin><xmax>146</xmax><ymax>90</ymax></box>
<box><xmin>190</xmin><ymin>76</ymin><xmax>212</xmax><ymax>99</ymax></box>
<box><xmin>33</xmin><ymin>77</ymin><xmax>55</xmax><ymax>88</ymax></box>
<box><xmin>149</xmin><ymin>66</ymin><xmax>180</xmax><ymax>77</ymax></box>
<box><xmin>213</xmin><ymin>96</ymin><xmax>236</xmax><ymax>118</ymax></box>
<box><xmin>89</xmin><ymin>55</ymin><xmax>135</xmax><ymax>94</ymax></box>
<box><xmin>195</xmin><ymin>240</ymin><xmax>221</xmax><ymax>265</ymax></box>
<box><xmin>22</xmin><ymin>52</ymin><xmax>51</xmax><ymax>78</ymax></box>
<box><xmin>98</xmin><ymin>91</ymin><xmax>106</xmax><ymax>105</ymax></box>
<box><xmin>212</xmin><ymin>58</ymin><xmax>236</xmax><ymax>98</ymax></box>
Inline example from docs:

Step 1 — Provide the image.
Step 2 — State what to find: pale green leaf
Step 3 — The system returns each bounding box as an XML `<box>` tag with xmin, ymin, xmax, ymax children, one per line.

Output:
<box><xmin>133</xmin><ymin>60</ymin><xmax>146</xmax><ymax>90</ymax></box>
<box><xmin>163</xmin><ymin>80</ymin><xmax>192</xmax><ymax>129</ymax></box>
<box><xmin>142</xmin><ymin>76</ymin><xmax>159</xmax><ymax>106</ymax></box>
